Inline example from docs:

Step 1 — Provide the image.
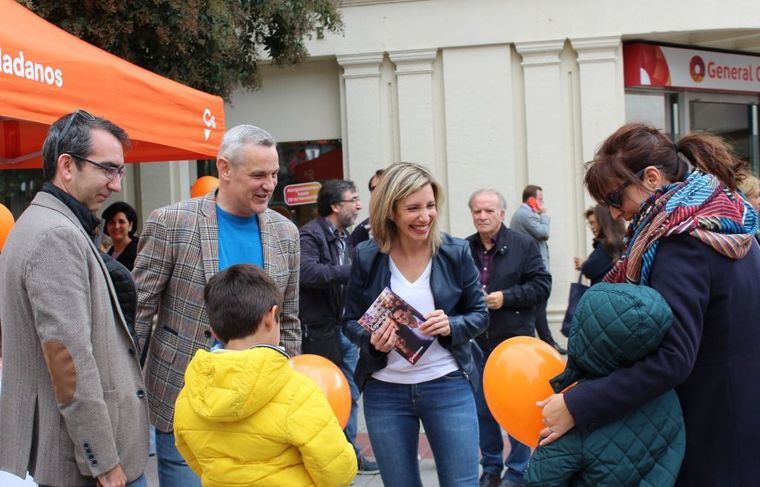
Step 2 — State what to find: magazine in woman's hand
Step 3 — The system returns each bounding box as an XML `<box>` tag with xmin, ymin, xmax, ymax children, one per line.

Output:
<box><xmin>358</xmin><ymin>287</ymin><xmax>434</xmax><ymax>364</ymax></box>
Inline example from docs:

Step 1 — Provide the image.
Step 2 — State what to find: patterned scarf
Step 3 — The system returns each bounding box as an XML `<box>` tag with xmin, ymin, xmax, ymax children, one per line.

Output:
<box><xmin>604</xmin><ymin>171</ymin><xmax>758</xmax><ymax>285</ymax></box>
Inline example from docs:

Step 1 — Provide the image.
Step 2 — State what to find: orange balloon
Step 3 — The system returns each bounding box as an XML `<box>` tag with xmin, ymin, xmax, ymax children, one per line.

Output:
<box><xmin>290</xmin><ymin>354</ymin><xmax>351</xmax><ymax>429</ymax></box>
<box><xmin>190</xmin><ymin>176</ymin><xmax>219</xmax><ymax>198</ymax></box>
<box><xmin>0</xmin><ymin>203</ymin><xmax>15</xmax><ymax>252</ymax></box>
<box><xmin>483</xmin><ymin>337</ymin><xmax>566</xmax><ymax>447</ymax></box>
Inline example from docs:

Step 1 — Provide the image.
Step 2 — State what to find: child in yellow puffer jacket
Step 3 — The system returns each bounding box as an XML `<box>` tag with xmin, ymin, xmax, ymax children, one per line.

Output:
<box><xmin>174</xmin><ymin>264</ymin><xmax>357</xmax><ymax>487</ymax></box>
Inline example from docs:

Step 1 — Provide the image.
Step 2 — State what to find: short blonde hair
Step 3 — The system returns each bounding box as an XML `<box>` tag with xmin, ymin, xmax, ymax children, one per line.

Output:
<box><xmin>738</xmin><ymin>173</ymin><xmax>759</xmax><ymax>198</ymax></box>
<box><xmin>369</xmin><ymin>162</ymin><xmax>444</xmax><ymax>254</ymax></box>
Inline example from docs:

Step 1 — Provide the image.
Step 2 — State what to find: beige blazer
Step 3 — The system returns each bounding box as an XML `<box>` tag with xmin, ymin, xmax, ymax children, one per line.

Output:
<box><xmin>0</xmin><ymin>192</ymin><xmax>149</xmax><ymax>485</ymax></box>
<box><xmin>133</xmin><ymin>191</ymin><xmax>301</xmax><ymax>432</ymax></box>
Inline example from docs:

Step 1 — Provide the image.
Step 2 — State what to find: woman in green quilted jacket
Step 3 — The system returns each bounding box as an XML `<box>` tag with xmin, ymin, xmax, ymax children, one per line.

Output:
<box><xmin>525</xmin><ymin>283</ymin><xmax>685</xmax><ymax>486</ymax></box>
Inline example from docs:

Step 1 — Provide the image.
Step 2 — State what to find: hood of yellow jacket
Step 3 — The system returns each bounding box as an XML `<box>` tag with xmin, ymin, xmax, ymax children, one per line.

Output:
<box><xmin>182</xmin><ymin>345</ymin><xmax>291</xmax><ymax>423</ymax></box>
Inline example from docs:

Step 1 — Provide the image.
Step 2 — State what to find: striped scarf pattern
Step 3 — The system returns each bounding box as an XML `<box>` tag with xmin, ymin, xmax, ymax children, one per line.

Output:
<box><xmin>604</xmin><ymin>171</ymin><xmax>758</xmax><ymax>285</ymax></box>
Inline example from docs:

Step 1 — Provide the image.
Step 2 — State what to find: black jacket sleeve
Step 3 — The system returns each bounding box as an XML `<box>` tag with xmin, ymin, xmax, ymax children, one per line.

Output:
<box><xmin>580</xmin><ymin>243</ymin><xmax>614</xmax><ymax>285</ymax></box>
<box><xmin>502</xmin><ymin>240</ymin><xmax>551</xmax><ymax>307</ymax></box>
<box><xmin>299</xmin><ymin>227</ymin><xmax>351</xmax><ymax>288</ymax></box>
<box><xmin>341</xmin><ymin>246</ymin><xmax>373</xmax><ymax>350</ymax></box>
<box><xmin>438</xmin><ymin>242</ymin><xmax>489</xmax><ymax>348</ymax></box>
<box><xmin>350</xmin><ymin>219</ymin><xmax>370</xmax><ymax>248</ymax></box>
<box><xmin>101</xmin><ymin>252</ymin><xmax>138</xmax><ymax>346</ymax></box>
<box><xmin>564</xmin><ymin>235</ymin><xmax>706</xmax><ymax>432</ymax></box>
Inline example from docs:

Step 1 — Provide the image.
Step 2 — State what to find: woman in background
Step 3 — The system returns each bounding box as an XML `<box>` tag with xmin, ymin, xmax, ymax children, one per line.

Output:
<box><xmin>737</xmin><ymin>172</ymin><xmax>760</xmax><ymax>243</ymax></box>
<box><xmin>343</xmin><ymin>162</ymin><xmax>487</xmax><ymax>487</ymax></box>
<box><xmin>737</xmin><ymin>172</ymin><xmax>760</xmax><ymax>212</ymax></box>
<box><xmin>102</xmin><ymin>201</ymin><xmax>140</xmax><ymax>271</ymax></box>
<box><xmin>573</xmin><ymin>205</ymin><xmax>626</xmax><ymax>285</ymax></box>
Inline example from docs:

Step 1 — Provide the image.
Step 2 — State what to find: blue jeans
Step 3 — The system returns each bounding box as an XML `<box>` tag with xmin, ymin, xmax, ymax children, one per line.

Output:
<box><xmin>155</xmin><ymin>429</ymin><xmax>201</xmax><ymax>487</ymax></box>
<box><xmin>363</xmin><ymin>371</ymin><xmax>479</xmax><ymax>487</ymax></box>
<box><xmin>339</xmin><ymin>332</ymin><xmax>361</xmax><ymax>458</ymax></box>
<box><xmin>472</xmin><ymin>343</ymin><xmax>531</xmax><ymax>481</ymax></box>
<box><xmin>149</xmin><ymin>425</ymin><xmax>157</xmax><ymax>456</ymax></box>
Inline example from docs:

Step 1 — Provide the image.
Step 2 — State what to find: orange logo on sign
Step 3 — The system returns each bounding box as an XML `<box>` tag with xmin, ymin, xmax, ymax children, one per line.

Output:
<box><xmin>690</xmin><ymin>55</ymin><xmax>705</xmax><ymax>82</ymax></box>
<box><xmin>284</xmin><ymin>182</ymin><xmax>321</xmax><ymax>206</ymax></box>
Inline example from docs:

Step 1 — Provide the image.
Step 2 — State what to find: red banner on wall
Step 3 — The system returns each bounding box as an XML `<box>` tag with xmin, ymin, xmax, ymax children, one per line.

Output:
<box><xmin>624</xmin><ymin>42</ymin><xmax>760</xmax><ymax>93</ymax></box>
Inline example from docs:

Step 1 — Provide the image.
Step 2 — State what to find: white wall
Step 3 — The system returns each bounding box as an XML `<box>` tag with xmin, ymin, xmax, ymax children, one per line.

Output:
<box><xmin>306</xmin><ymin>0</ymin><xmax>760</xmax><ymax>57</ymax></box>
<box><xmin>225</xmin><ymin>60</ymin><xmax>342</xmax><ymax>143</ymax></box>
<box><xmin>441</xmin><ymin>44</ymin><xmax>517</xmax><ymax>237</ymax></box>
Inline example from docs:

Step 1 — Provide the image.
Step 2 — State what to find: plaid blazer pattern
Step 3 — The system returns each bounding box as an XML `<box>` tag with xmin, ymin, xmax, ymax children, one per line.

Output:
<box><xmin>133</xmin><ymin>192</ymin><xmax>301</xmax><ymax>432</ymax></box>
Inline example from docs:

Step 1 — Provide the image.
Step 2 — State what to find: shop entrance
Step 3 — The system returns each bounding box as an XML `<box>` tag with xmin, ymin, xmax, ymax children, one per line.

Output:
<box><xmin>682</xmin><ymin>92</ymin><xmax>759</xmax><ymax>173</ymax></box>
<box><xmin>626</xmin><ymin>90</ymin><xmax>759</xmax><ymax>174</ymax></box>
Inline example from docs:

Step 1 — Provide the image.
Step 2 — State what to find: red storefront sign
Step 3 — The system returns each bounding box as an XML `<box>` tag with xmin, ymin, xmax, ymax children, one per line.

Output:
<box><xmin>283</xmin><ymin>182</ymin><xmax>321</xmax><ymax>206</ymax></box>
<box><xmin>624</xmin><ymin>42</ymin><xmax>760</xmax><ymax>93</ymax></box>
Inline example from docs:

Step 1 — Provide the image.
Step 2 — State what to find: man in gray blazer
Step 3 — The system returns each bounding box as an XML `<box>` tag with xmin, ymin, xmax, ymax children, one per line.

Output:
<box><xmin>134</xmin><ymin>125</ymin><xmax>301</xmax><ymax>486</ymax></box>
<box><xmin>0</xmin><ymin>110</ymin><xmax>149</xmax><ymax>486</ymax></box>
<box><xmin>509</xmin><ymin>184</ymin><xmax>565</xmax><ymax>354</ymax></box>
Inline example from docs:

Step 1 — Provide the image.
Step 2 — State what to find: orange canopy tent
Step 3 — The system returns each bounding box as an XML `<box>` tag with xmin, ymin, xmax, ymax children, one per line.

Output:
<box><xmin>0</xmin><ymin>0</ymin><xmax>226</xmax><ymax>169</ymax></box>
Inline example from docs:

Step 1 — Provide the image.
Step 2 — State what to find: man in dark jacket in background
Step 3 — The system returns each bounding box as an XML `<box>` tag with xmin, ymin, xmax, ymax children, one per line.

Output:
<box><xmin>299</xmin><ymin>179</ymin><xmax>378</xmax><ymax>474</ymax></box>
<box><xmin>466</xmin><ymin>189</ymin><xmax>551</xmax><ymax>487</ymax></box>
<box><xmin>350</xmin><ymin>168</ymin><xmax>384</xmax><ymax>247</ymax></box>
<box><xmin>510</xmin><ymin>184</ymin><xmax>565</xmax><ymax>354</ymax></box>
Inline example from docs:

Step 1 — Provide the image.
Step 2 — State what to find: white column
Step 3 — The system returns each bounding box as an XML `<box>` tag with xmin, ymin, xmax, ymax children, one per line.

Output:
<box><xmin>138</xmin><ymin>160</ymin><xmax>192</xmax><ymax>220</ymax></box>
<box><xmin>570</xmin><ymin>36</ymin><xmax>625</xmax><ymax>259</ymax></box>
<box><xmin>442</xmin><ymin>45</ymin><xmax>515</xmax><ymax>238</ymax></box>
<box><xmin>515</xmin><ymin>39</ymin><xmax>574</xmax><ymax>328</ymax></box>
<box><xmin>388</xmin><ymin>49</ymin><xmax>452</xmax><ymax>229</ymax></box>
<box><xmin>389</xmin><ymin>49</ymin><xmax>437</xmax><ymax>167</ymax></box>
<box><xmin>337</xmin><ymin>53</ymin><xmax>384</xmax><ymax>210</ymax></box>
<box><xmin>571</xmin><ymin>36</ymin><xmax>625</xmax><ymax>163</ymax></box>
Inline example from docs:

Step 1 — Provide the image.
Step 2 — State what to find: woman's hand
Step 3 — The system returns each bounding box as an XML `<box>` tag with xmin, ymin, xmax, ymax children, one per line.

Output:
<box><xmin>370</xmin><ymin>318</ymin><xmax>398</xmax><ymax>353</ymax></box>
<box><xmin>536</xmin><ymin>393</ymin><xmax>575</xmax><ymax>446</ymax></box>
<box><xmin>573</xmin><ymin>257</ymin><xmax>584</xmax><ymax>271</ymax></box>
<box><xmin>419</xmin><ymin>310</ymin><xmax>451</xmax><ymax>337</ymax></box>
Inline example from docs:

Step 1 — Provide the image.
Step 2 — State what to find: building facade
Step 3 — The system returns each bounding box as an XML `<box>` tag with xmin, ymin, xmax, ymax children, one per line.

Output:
<box><xmin>218</xmin><ymin>0</ymin><xmax>760</xmax><ymax>328</ymax></box>
<box><xmin>16</xmin><ymin>1</ymin><xmax>750</xmax><ymax>332</ymax></box>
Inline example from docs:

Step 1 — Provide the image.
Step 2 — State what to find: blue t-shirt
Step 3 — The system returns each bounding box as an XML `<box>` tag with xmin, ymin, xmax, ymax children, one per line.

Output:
<box><xmin>216</xmin><ymin>205</ymin><xmax>264</xmax><ymax>271</ymax></box>
<box><xmin>213</xmin><ymin>205</ymin><xmax>265</xmax><ymax>350</ymax></box>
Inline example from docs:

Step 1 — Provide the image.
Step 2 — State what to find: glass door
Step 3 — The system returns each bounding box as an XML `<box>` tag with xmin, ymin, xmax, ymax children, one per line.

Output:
<box><xmin>683</xmin><ymin>92</ymin><xmax>759</xmax><ymax>174</ymax></box>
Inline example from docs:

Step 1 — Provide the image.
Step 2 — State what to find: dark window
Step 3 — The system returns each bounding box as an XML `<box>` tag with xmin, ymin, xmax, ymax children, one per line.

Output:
<box><xmin>197</xmin><ymin>139</ymin><xmax>343</xmax><ymax>227</ymax></box>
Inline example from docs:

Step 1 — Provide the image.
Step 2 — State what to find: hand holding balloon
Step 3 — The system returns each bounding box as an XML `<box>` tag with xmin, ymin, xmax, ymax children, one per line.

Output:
<box><xmin>537</xmin><ymin>393</ymin><xmax>575</xmax><ymax>446</ymax></box>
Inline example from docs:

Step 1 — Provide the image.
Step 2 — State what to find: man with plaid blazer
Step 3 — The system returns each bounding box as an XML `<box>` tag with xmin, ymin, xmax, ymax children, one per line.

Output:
<box><xmin>133</xmin><ymin>125</ymin><xmax>301</xmax><ymax>486</ymax></box>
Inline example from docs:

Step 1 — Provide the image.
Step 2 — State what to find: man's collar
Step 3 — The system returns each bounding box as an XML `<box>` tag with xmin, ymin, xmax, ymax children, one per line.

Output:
<box><xmin>483</xmin><ymin>222</ymin><xmax>508</xmax><ymax>242</ymax></box>
<box><xmin>321</xmin><ymin>216</ymin><xmax>347</xmax><ymax>240</ymax></box>
<box><xmin>41</xmin><ymin>182</ymin><xmax>100</xmax><ymax>237</ymax></box>
<box><xmin>474</xmin><ymin>233</ymin><xmax>497</xmax><ymax>251</ymax></box>
<box><xmin>476</xmin><ymin>224</ymin><xmax>509</xmax><ymax>251</ymax></box>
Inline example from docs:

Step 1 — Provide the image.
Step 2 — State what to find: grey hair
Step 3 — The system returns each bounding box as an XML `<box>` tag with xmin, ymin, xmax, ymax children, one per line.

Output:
<box><xmin>218</xmin><ymin>125</ymin><xmax>276</xmax><ymax>165</ymax></box>
<box><xmin>468</xmin><ymin>188</ymin><xmax>507</xmax><ymax>211</ymax></box>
